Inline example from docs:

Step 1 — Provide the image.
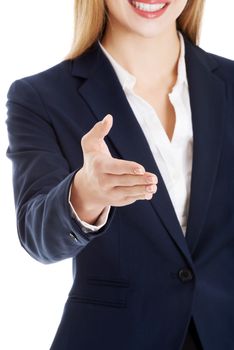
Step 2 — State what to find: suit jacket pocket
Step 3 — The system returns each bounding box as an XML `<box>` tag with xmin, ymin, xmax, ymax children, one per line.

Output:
<box><xmin>68</xmin><ymin>276</ymin><xmax>130</xmax><ymax>308</ymax></box>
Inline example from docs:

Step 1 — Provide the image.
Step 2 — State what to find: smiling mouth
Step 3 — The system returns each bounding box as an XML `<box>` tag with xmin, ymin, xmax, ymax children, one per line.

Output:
<box><xmin>129</xmin><ymin>1</ymin><xmax>168</xmax><ymax>12</ymax></box>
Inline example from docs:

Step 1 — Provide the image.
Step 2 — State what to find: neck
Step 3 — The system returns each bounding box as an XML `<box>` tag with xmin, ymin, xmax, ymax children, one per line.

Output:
<box><xmin>101</xmin><ymin>24</ymin><xmax>181</xmax><ymax>89</ymax></box>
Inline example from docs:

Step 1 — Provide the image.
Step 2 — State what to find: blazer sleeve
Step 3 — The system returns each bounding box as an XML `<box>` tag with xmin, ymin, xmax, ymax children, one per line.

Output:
<box><xmin>5</xmin><ymin>78</ymin><xmax>116</xmax><ymax>264</ymax></box>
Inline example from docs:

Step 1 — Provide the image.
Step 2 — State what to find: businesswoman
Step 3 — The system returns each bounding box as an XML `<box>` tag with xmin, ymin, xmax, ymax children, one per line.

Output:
<box><xmin>6</xmin><ymin>0</ymin><xmax>234</xmax><ymax>349</ymax></box>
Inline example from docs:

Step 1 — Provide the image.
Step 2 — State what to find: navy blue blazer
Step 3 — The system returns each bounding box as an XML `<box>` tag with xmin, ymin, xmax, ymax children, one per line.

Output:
<box><xmin>6</xmin><ymin>33</ymin><xmax>234</xmax><ymax>349</ymax></box>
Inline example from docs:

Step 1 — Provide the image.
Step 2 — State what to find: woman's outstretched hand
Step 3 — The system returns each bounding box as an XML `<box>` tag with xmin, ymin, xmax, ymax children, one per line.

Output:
<box><xmin>70</xmin><ymin>114</ymin><xmax>158</xmax><ymax>224</ymax></box>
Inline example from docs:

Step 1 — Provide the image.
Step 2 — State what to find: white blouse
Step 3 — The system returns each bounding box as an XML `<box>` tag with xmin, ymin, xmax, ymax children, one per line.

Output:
<box><xmin>69</xmin><ymin>31</ymin><xmax>193</xmax><ymax>236</ymax></box>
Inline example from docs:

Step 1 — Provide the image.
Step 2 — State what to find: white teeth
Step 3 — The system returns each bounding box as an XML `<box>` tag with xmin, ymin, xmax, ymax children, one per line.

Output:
<box><xmin>131</xmin><ymin>1</ymin><xmax>166</xmax><ymax>12</ymax></box>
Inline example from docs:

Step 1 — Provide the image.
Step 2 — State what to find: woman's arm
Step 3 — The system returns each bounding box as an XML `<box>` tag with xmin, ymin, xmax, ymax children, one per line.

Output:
<box><xmin>6</xmin><ymin>78</ymin><xmax>116</xmax><ymax>264</ymax></box>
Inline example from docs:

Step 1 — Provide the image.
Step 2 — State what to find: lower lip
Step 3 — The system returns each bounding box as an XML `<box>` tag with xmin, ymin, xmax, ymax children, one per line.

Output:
<box><xmin>129</xmin><ymin>1</ymin><xmax>169</xmax><ymax>19</ymax></box>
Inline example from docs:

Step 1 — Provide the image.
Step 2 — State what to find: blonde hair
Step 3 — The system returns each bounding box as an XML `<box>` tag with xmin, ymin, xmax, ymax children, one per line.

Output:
<box><xmin>66</xmin><ymin>0</ymin><xmax>205</xmax><ymax>60</ymax></box>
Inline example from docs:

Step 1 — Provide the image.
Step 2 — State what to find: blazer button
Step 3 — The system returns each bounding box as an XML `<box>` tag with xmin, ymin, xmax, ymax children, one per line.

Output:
<box><xmin>178</xmin><ymin>268</ymin><xmax>193</xmax><ymax>282</ymax></box>
<box><xmin>69</xmin><ymin>232</ymin><xmax>78</xmax><ymax>242</ymax></box>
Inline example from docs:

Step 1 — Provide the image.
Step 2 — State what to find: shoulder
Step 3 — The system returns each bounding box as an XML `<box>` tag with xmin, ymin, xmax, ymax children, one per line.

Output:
<box><xmin>6</xmin><ymin>58</ymin><xmax>83</xmax><ymax>113</ymax></box>
<box><xmin>7</xmin><ymin>59</ymin><xmax>73</xmax><ymax>97</ymax></box>
<box><xmin>197</xmin><ymin>45</ymin><xmax>234</xmax><ymax>85</ymax></box>
<box><xmin>183</xmin><ymin>34</ymin><xmax>234</xmax><ymax>86</ymax></box>
<box><xmin>6</xmin><ymin>43</ymin><xmax>102</xmax><ymax>104</ymax></box>
<box><xmin>208</xmin><ymin>52</ymin><xmax>234</xmax><ymax>82</ymax></box>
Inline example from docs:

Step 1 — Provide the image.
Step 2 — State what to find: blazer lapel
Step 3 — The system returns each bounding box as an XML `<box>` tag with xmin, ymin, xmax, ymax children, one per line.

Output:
<box><xmin>183</xmin><ymin>36</ymin><xmax>227</xmax><ymax>254</ymax></box>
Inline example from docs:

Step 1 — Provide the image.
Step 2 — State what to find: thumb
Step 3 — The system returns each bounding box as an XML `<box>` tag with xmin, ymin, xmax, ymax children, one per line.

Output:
<box><xmin>81</xmin><ymin>114</ymin><xmax>113</xmax><ymax>153</ymax></box>
<box><xmin>94</xmin><ymin>114</ymin><xmax>113</xmax><ymax>140</ymax></box>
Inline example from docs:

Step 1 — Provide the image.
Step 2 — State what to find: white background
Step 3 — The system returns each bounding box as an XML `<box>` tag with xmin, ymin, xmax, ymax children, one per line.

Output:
<box><xmin>1</xmin><ymin>1</ymin><xmax>234</xmax><ymax>349</ymax></box>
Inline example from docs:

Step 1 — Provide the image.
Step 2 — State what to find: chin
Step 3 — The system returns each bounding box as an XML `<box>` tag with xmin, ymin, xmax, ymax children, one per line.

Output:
<box><xmin>128</xmin><ymin>23</ymin><xmax>171</xmax><ymax>39</ymax></box>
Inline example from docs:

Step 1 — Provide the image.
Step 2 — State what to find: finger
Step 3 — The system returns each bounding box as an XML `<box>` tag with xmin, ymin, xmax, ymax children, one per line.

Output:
<box><xmin>97</xmin><ymin>157</ymin><xmax>145</xmax><ymax>175</ymax></box>
<box><xmin>81</xmin><ymin>114</ymin><xmax>113</xmax><ymax>150</ymax></box>
<box><xmin>81</xmin><ymin>115</ymin><xmax>113</xmax><ymax>154</ymax></box>
<box><xmin>111</xmin><ymin>184</ymin><xmax>157</xmax><ymax>201</ymax></box>
<box><xmin>110</xmin><ymin>191</ymin><xmax>154</xmax><ymax>207</ymax></box>
<box><xmin>122</xmin><ymin>184</ymin><xmax>157</xmax><ymax>196</ymax></box>
<box><xmin>125</xmin><ymin>192</ymin><xmax>154</xmax><ymax>202</ymax></box>
<box><xmin>96</xmin><ymin>114</ymin><xmax>113</xmax><ymax>140</ymax></box>
<box><xmin>100</xmin><ymin>172</ymin><xmax>158</xmax><ymax>190</ymax></box>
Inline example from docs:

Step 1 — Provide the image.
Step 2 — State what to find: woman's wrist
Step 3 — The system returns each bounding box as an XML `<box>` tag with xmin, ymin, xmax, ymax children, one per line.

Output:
<box><xmin>70</xmin><ymin>170</ymin><xmax>106</xmax><ymax>225</ymax></box>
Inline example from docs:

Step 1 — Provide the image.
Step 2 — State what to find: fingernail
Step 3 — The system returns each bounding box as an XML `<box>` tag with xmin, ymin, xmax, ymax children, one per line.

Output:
<box><xmin>102</xmin><ymin>114</ymin><xmax>112</xmax><ymax>124</ymax></box>
<box><xmin>146</xmin><ymin>185</ymin><xmax>155</xmax><ymax>192</ymax></box>
<box><xmin>101</xmin><ymin>116</ymin><xmax>107</xmax><ymax>124</ymax></box>
<box><xmin>134</xmin><ymin>167</ymin><xmax>145</xmax><ymax>175</ymax></box>
<box><xmin>146</xmin><ymin>176</ymin><xmax>155</xmax><ymax>183</ymax></box>
<box><xmin>145</xmin><ymin>193</ymin><xmax>152</xmax><ymax>200</ymax></box>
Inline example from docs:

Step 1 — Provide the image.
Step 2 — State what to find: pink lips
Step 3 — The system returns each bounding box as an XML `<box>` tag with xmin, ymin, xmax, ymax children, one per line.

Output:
<box><xmin>128</xmin><ymin>0</ymin><xmax>169</xmax><ymax>19</ymax></box>
<box><xmin>130</xmin><ymin>0</ymin><xmax>168</xmax><ymax>3</ymax></box>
